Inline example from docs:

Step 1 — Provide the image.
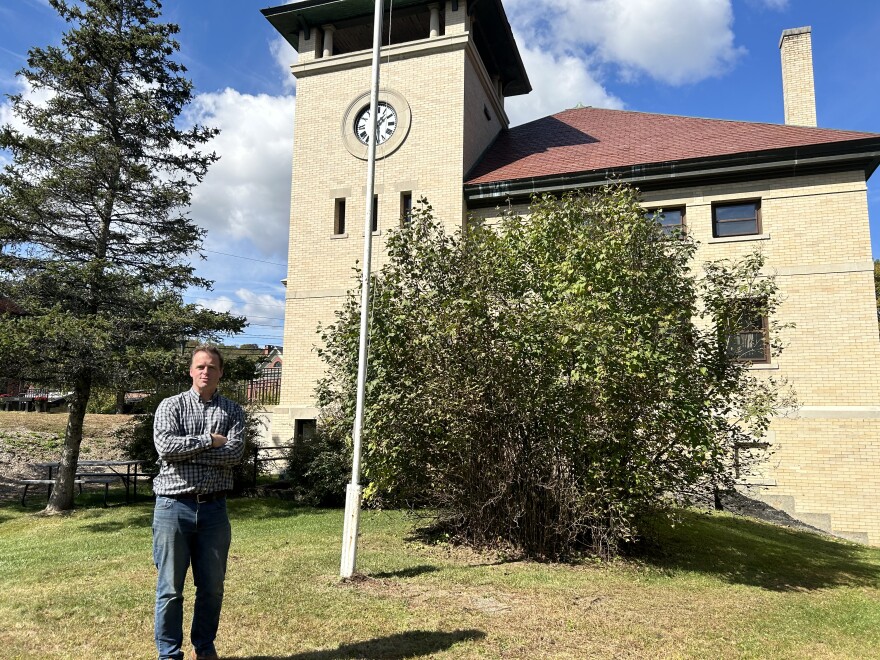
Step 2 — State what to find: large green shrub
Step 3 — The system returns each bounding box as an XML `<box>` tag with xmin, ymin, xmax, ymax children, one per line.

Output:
<box><xmin>284</xmin><ymin>406</ymin><xmax>352</xmax><ymax>506</ymax></box>
<box><xmin>318</xmin><ymin>186</ymin><xmax>792</xmax><ymax>559</ymax></box>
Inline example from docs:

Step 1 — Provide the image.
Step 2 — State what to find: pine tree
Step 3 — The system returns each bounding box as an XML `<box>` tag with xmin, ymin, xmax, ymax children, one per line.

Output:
<box><xmin>0</xmin><ymin>0</ymin><xmax>245</xmax><ymax>512</ymax></box>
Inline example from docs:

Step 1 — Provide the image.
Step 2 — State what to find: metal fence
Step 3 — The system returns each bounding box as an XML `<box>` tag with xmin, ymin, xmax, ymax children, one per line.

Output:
<box><xmin>222</xmin><ymin>373</ymin><xmax>281</xmax><ymax>406</ymax></box>
<box><xmin>166</xmin><ymin>373</ymin><xmax>282</xmax><ymax>406</ymax></box>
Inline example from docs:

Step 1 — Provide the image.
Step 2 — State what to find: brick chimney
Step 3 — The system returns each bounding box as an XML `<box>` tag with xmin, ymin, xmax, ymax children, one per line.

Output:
<box><xmin>779</xmin><ymin>26</ymin><xmax>817</xmax><ymax>127</ymax></box>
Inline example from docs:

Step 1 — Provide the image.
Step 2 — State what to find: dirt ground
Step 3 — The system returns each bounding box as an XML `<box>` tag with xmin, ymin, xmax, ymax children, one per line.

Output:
<box><xmin>0</xmin><ymin>412</ymin><xmax>136</xmax><ymax>501</ymax></box>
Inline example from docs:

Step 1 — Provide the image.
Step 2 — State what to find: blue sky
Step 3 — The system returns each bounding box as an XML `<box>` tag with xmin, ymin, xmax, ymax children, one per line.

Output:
<box><xmin>1</xmin><ymin>0</ymin><xmax>879</xmax><ymax>346</ymax></box>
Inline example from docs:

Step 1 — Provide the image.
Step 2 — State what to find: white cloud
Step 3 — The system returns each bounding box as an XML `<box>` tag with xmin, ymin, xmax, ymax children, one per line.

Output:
<box><xmin>269</xmin><ymin>35</ymin><xmax>298</xmax><ymax>93</ymax></box>
<box><xmin>235</xmin><ymin>288</ymin><xmax>285</xmax><ymax>325</ymax></box>
<box><xmin>194</xmin><ymin>288</ymin><xmax>284</xmax><ymax>321</ymax></box>
<box><xmin>0</xmin><ymin>76</ymin><xmax>55</xmax><ymax>135</ymax></box>
<box><xmin>193</xmin><ymin>287</ymin><xmax>285</xmax><ymax>343</ymax></box>
<box><xmin>196</xmin><ymin>295</ymin><xmax>235</xmax><ymax>314</ymax></box>
<box><xmin>0</xmin><ymin>77</ymin><xmax>54</xmax><ymax>167</ymax></box>
<box><xmin>507</xmin><ymin>42</ymin><xmax>624</xmax><ymax>126</ymax></box>
<box><xmin>0</xmin><ymin>99</ymin><xmax>13</xmax><ymax>131</ymax></box>
<box><xmin>1</xmin><ymin>75</ymin><xmax>296</xmax><ymax>264</ymax></box>
<box><xmin>185</xmin><ymin>88</ymin><xmax>296</xmax><ymax>259</ymax></box>
<box><xmin>585</xmin><ymin>0</ymin><xmax>744</xmax><ymax>84</ymax></box>
<box><xmin>505</xmin><ymin>0</ymin><xmax>744</xmax><ymax>86</ymax></box>
<box><xmin>755</xmin><ymin>0</ymin><xmax>788</xmax><ymax>9</ymax></box>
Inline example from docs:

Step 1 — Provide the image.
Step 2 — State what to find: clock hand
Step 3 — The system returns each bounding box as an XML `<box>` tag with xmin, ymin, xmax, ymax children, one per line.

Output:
<box><xmin>375</xmin><ymin>111</ymin><xmax>389</xmax><ymax>140</ymax></box>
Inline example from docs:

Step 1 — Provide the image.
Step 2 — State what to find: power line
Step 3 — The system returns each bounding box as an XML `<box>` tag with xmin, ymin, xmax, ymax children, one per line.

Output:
<box><xmin>202</xmin><ymin>249</ymin><xmax>286</xmax><ymax>267</ymax></box>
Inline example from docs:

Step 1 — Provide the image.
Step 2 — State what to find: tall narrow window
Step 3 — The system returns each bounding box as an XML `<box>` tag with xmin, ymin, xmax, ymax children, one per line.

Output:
<box><xmin>400</xmin><ymin>191</ymin><xmax>412</xmax><ymax>225</ymax></box>
<box><xmin>713</xmin><ymin>201</ymin><xmax>760</xmax><ymax>238</ymax></box>
<box><xmin>334</xmin><ymin>198</ymin><xmax>346</xmax><ymax>235</ymax></box>
<box><xmin>372</xmin><ymin>195</ymin><xmax>379</xmax><ymax>233</ymax></box>
<box><xmin>726</xmin><ymin>300</ymin><xmax>770</xmax><ymax>364</ymax></box>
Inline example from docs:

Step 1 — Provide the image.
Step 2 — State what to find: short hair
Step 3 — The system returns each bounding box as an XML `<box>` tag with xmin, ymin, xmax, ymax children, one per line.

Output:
<box><xmin>191</xmin><ymin>344</ymin><xmax>225</xmax><ymax>370</ymax></box>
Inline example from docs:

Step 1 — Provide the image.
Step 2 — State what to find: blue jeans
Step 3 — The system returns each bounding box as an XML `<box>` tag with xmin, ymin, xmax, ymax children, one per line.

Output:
<box><xmin>152</xmin><ymin>496</ymin><xmax>232</xmax><ymax>660</ymax></box>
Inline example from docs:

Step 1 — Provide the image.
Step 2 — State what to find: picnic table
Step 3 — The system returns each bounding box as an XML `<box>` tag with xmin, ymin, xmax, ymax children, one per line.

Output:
<box><xmin>21</xmin><ymin>459</ymin><xmax>150</xmax><ymax>507</ymax></box>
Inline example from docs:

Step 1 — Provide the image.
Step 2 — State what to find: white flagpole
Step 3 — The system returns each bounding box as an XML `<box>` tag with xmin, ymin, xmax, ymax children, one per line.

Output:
<box><xmin>341</xmin><ymin>0</ymin><xmax>384</xmax><ymax>579</ymax></box>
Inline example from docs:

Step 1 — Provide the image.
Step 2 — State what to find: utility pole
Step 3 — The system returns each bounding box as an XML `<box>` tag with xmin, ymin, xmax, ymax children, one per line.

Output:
<box><xmin>340</xmin><ymin>0</ymin><xmax>384</xmax><ymax>579</ymax></box>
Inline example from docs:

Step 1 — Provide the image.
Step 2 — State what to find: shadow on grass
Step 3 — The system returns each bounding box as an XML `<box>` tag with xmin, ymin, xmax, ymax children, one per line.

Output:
<box><xmin>228</xmin><ymin>629</ymin><xmax>486</xmax><ymax>660</ymax></box>
<box><xmin>1</xmin><ymin>494</ymin><xmax>330</xmax><ymax>528</ymax></box>
<box><xmin>11</xmin><ymin>496</ymin><xmax>156</xmax><ymax>532</ymax></box>
<box><xmin>0</xmin><ymin>499</ymin><xmax>46</xmax><ymax>520</ymax></box>
<box><xmin>368</xmin><ymin>565</ymin><xmax>439</xmax><ymax>579</ymax></box>
<box><xmin>80</xmin><ymin>509</ymin><xmax>154</xmax><ymax>533</ymax></box>
<box><xmin>75</xmin><ymin>495</ymin><xmax>326</xmax><ymax>531</ymax></box>
<box><xmin>640</xmin><ymin>509</ymin><xmax>880</xmax><ymax>591</ymax></box>
<box><xmin>229</xmin><ymin>497</ymin><xmax>336</xmax><ymax>520</ymax></box>
<box><xmin>0</xmin><ymin>494</ymin><xmax>151</xmax><ymax>516</ymax></box>
<box><xmin>3</xmin><ymin>487</ymin><xmax>148</xmax><ymax>509</ymax></box>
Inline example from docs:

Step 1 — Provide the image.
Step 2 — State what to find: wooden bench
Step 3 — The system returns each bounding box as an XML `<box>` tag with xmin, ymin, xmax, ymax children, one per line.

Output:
<box><xmin>19</xmin><ymin>475</ymin><xmax>119</xmax><ymax>508</ymax></box>
<box><xmin>78</xmin><ymin>475</ymin><xmax>119</xmax><ymax>507</ymax></box>
<box><xmin>19</xmin><ymin>479</ymin><xmax>82</xmax><ymax>506</ymax></box>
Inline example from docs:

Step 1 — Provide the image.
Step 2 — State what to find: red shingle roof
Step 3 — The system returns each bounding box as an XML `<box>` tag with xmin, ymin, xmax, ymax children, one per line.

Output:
<box><xmin>466</xmin><ymin>107</ymin><xmax>879</xmax><ymax>185</ymax></box>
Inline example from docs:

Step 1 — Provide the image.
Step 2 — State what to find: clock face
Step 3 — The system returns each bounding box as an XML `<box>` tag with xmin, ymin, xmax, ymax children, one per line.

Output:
<box><xmin>342</xmin><ymin>90</ymin><xmax>410</xmax><ymax>160</ymax></box>
<box><xmin>354</xmin><ymin>101</ymin><xmax>397</xmax><ymax>146</ymax></box>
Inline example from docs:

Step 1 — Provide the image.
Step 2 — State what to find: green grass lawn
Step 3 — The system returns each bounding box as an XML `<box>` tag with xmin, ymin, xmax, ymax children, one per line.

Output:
<box><xmin>1</xmin><ymin>497</ymin><xmax>878</xmax><ymax>659</ymax></box>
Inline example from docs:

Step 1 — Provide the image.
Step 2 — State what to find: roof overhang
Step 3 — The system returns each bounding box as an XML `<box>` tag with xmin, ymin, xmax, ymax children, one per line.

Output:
<box><xmin>262</xmin><ymin>0</ymin><xmax>428</xmax><ymax>43</ymax></box>
<box><xmin>469</xmin><ymin>0</ymin><xmax>530</xmax><ymax>96</ymax></box>
<box><xmin>261</xmin><ymin>0</ymin><xmax>530</xmax><ymax>96</ymax></box>
<box><xmin>463</xmin><ymin>138</ymin><xmax>880</xmax><ymax>207</ymax></box>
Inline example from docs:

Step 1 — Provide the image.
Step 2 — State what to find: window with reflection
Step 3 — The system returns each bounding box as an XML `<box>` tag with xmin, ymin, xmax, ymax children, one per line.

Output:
<box><xmin>713</xmin><ymin>201</ymin><xmax>760</xmax><ymax>238</ymax></box>
<box><xmin>726</xmin><ymin>300</ymin><xmax>770</xmax><ymax>364</ymax></box>
<box><xmin>645</xmin><ymin>207</ymin><xmax>684</xmax><ymax>235</ymax></box>
<box><xmin>400</xmin><ymin>191</ymin><xmax>412</xmax><ymax>226</ymax></box>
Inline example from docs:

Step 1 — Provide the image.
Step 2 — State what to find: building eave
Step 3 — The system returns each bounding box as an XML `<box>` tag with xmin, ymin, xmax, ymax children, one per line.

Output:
<box><xmin>463</xmin><ymin>139</ymin><xmax>880</xmax><ymax>207</ymax></box>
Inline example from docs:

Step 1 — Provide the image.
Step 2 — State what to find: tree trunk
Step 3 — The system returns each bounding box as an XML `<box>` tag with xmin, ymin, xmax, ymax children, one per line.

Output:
<box><xmin>115</xmin><ymin>388</ymin><xmax>126</xmax><ymax>414</ymax></box>
<box><xmin>45</xmin><ymin>372</ymin><xmax>91</xmax><ymax>513</ymax></box>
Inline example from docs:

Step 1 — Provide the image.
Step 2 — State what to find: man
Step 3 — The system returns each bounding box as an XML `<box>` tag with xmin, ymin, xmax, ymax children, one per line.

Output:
<box><xmin>152</xmin><ymin>345</ymin><xmax>245</xmax><ymax>660</ymax></box>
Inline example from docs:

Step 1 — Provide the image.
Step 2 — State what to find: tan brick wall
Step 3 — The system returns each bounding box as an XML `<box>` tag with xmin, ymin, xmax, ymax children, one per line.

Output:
<box><xmin>463</xmin><ymin>47</ymin><xmax>505</xmax><ymax>174</ymax></box>
<box><xmin>279</xmin><ymin>30</ymin><xmax>502</xmax><ymax>420</ymax></box>
<box><xmin>753</xmin><ymin>418</ymin><xmax>880</xmax><ymax>545</ymax></box>
<box><xmin>444</xmin><ymin>0</ymin><xmax>468</xmax><ymax>35</ymax></box>
<box><xmin>472</xmin><ymin>173</ymin><xmax>880</xmax><ymax>543</ymax></box>
<box><xmin>780</xmin><ymin>27</ymin><xmax>817</xmax><ymax>127</ymax></box>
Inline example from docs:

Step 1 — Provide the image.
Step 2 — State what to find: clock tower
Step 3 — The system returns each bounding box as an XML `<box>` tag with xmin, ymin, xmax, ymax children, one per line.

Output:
<box><xmin>262</xmin><ymin>0</ymin><xmax>530</xmax><ymax>442</ymax></box>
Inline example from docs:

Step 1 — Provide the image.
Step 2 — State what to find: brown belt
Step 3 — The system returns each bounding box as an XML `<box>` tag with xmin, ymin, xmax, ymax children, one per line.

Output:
<box><xmin>161</xmin><ymin>491</ymin><xmax>227</xmax><ymax>504</ymax></box>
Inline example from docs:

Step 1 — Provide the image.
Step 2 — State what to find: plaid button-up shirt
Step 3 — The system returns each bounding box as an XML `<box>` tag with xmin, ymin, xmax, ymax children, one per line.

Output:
<box><xmin>152</xmin><ymin>388</ymin><xmax>245</xmax><ymax>496</ymax></box>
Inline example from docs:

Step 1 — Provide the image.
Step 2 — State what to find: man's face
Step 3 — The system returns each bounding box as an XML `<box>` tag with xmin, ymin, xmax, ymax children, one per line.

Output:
<box><xmin>190</xmin><ymin>350</ymin><xmax>223</xmax><ymax>395</ymax></box>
